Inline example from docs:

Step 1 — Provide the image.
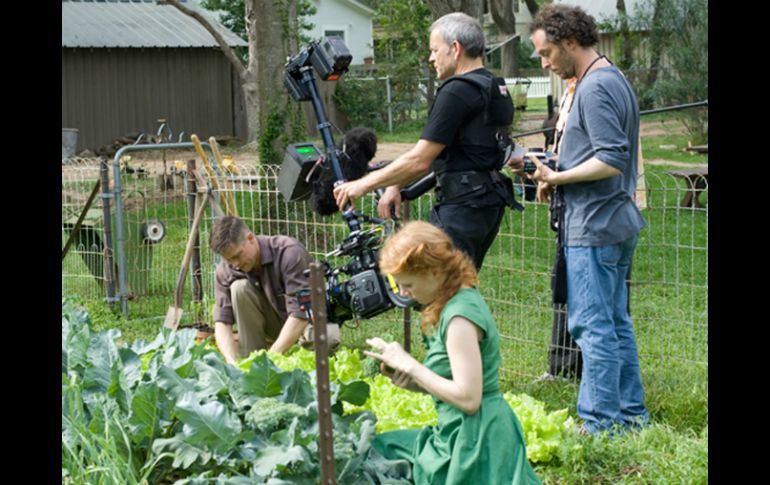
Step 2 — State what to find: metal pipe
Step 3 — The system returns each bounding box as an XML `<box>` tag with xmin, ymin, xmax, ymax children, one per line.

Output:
<box><xmin>100</xmin><ymin>158</ymin><xmax>117</xmax><ymax>304</ymax></box>
<box><xmin>639</xmin><ymin>100</ymin><xmax>708</xmax><ymax>116</ymax></box>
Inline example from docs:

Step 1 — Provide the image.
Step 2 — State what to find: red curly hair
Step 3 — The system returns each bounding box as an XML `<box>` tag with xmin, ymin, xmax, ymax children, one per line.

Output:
<box><xmin>379</xmin><ymin>221</ymin><xmax>478</xmax><ymax>335</ymax></box>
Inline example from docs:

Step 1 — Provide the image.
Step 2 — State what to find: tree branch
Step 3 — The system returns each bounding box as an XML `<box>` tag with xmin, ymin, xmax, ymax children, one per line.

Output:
<box><xmin>488</xmin><ymin>0</ymin><xmax>515</xmax><ymax>32</ymax></box>
<box><xmin>161</xmin><ymin>0</ymin><xmax>246</xmax><ymax>79</ymax></box>
<box><xmin>524</xmin><ymin>0</ymin><xmax>539</xmax><ymax>17</ymax></box>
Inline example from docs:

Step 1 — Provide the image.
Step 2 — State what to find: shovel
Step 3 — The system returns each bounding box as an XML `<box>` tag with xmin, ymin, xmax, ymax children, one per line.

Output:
<box><xmin>164</xmin><ymin>192</ymin><xmax>209</xmax><ymax>329</ymax></box>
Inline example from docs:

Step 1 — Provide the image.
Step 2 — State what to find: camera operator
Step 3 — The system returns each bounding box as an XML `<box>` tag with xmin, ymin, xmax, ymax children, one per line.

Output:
<box><xmin>525</xmin><ymin>4</ymin><xmax>649</xmax><ymax>435</ymax></box>
<box><xmin>334</xmin><ymin>12</ymin><xmax>523</xmax><ymax>270</ymax></box>
<box><xmin>209</xmin><ymin>216</ymin><xmax>340</xmax><ymax>365</ymax></box>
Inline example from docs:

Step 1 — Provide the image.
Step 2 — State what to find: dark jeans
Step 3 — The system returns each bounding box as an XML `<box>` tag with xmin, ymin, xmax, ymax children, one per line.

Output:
<box><xmin>429</xmin><ymin>203</ymin><xmax>505</xmax><ymax>270</ymax></box>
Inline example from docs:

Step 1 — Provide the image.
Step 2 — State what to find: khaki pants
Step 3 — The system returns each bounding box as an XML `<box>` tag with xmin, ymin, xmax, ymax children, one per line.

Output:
<box><xmin>230</xmin><ymin>279</ymin><xmax>340</xmax><ymax>356</ymax></box>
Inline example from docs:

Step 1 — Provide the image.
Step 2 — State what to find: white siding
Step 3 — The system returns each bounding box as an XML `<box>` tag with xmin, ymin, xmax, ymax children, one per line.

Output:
<box><xmin>310</xmin><ymin>0</ymin><xmax>374</xmax><ymax>65</ymax></box>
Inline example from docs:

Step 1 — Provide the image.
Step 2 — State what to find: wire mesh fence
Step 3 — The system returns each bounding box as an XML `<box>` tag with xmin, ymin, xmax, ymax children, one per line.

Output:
<box><xmin>62</xmin><ymin>157</ymin><xmax>707</xmax><ymax>387</ymax></box>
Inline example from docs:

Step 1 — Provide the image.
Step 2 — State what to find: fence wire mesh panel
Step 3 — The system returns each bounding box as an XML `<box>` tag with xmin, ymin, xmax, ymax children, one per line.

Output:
<box><xmin>62</xmin><ymin>158</ymin><xmax>108</xmax><ymax>301</ymax></box>
<box><xmin>61</xmin><ymin>161</ymin><xmax>707</xmax><ymax>389</ymax></box>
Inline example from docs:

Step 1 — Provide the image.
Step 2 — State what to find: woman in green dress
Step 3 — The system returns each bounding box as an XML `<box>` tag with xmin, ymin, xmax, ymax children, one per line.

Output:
<box><xmin>365</xmin><ymin>221</ymin><xmax>541</xmax><ymax>484</ymax></box>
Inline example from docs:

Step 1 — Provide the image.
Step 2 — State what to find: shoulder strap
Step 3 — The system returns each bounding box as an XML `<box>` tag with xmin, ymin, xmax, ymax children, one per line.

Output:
<box><xmin>441</xmin><ymin>71</ymin><xmax>488</xmax><ymax>95</ymax></box>
<box><xmin>440</xmin><ymin>72</ymin><xmax>513</xmax><ymax>128</ymax></box>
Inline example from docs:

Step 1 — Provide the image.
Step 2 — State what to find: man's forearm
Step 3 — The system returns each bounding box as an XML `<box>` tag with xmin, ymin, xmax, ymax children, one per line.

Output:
<box><xmin>269</xmin><ymin>316</ymin><xmax>309</xmax><ymax>354</ymax></box>
<box><xmin>214</xmin><ymin>321</ymin><xmax>239</xmax><ymax>365</ymax></box>
<box><xmin>360</xmin><ymin>142</ymin><xmax>438</xmax><ymax>191</ymax></box>
<box><xmin>551</xmin><ymin>157</ymin><xmax>621</xmax><ymax>185</ymax></box>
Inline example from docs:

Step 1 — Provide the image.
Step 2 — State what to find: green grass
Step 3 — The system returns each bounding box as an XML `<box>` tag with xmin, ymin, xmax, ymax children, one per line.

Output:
<box><xmin>523</xmin><ymin>97</ymin><xmax>549</xmax><ymax>113</ymax></box>
<box><xmin>533</xmin><ymin>423</ymin><xmax>707</xmax><ymax>484</ymax></box>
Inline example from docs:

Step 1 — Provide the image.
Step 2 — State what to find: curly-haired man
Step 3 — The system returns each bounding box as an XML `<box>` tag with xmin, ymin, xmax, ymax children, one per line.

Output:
<box><xmin>527</xmin><ymin>4</ymin><xmax>650</xmax><ymax>435</ymax></box>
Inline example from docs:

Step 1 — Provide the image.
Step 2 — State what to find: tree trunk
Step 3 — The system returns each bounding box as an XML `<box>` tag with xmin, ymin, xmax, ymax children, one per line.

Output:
<box><xmin>166</xmin><ymin>0</ymin><xmax>296</xmax><ymax>145</ymax></box>
<box><xmin>500</xmin><ymin>37</ymin><xmax>519</xmax><ymax>77</ymax></box>
<box><xmin>616</xmin><ymin>0</ymin><xmax>633</xmax><ymax>69</ymax></box>
<box><xmin>241</xmin><ymin>79</ymin><xmax>259</xmax><ymax>145</ymax></box>
<box><xmin>647</xmin><ymin>0</ymin><xmax>665</xmax><ymax>88</ymax></box>
<box><xmin>427</xmin><ymin>0</ymin><xmax>484</xmax><ymax>20</ymax></box>
<box><xmin>251</xmin><ymin>0</ymin><xmax>291</xmax><ymax>151</ymax></box>
<box><xmin>524</xmin><ymin>0</ymin><xmax>539</xmax><ymax>17</ymax></box>
<box><xmin>489</xmin><ymin>0</ymin><xmax>518</xmax><ymax>77</ymax></box>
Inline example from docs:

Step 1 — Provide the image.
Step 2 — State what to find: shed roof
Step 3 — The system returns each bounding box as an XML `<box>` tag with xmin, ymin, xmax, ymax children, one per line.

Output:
<box><xmin>62</xmin><ymin>0</ymin><xmax>248</xmax><ymax>48</ymax></box>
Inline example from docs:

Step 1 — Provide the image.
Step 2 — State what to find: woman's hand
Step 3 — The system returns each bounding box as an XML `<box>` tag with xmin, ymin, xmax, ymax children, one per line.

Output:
<box><xmin>380</xmin><ymin>364</ymin><xmax>420</xmax><ymax>390</ymax></box>
<box><xmin>364</xmin><ymin>337</ymin><xmax>417</xmax><ymax>375</ymax></box>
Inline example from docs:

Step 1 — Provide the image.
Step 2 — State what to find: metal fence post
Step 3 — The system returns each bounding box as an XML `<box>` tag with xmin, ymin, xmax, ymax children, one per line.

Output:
<box><xmin>99</xmin><ymin>158</ymin><xmax>117</xmax><ymax>305</ymax></box>
<box><xmin>112</xmin><ymin>150</ymin><xmax>130</xmax><ymax>318</ymax></box>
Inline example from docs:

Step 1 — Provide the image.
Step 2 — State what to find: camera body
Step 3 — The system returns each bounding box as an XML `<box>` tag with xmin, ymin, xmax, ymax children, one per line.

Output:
<box><xmin>297</xmin><ymin>224</ymin><xmax>412</xmax><ymax>324</ymax></box>
<box><xmin>284</xmin><ymin>37</ymin><xmax>352</xmax><ymax>101</ymax></box>
<box><xmin>522</xmin><ymin>151</ymin><xmax>557</xmax><ymax>174</ymax></box>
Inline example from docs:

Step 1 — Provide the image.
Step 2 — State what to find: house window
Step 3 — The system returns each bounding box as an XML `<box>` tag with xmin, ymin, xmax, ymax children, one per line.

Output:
<box><xmin>324</xmin><ymin>30</ymin><xmax>345</xmax><ymax>41</ymax></box>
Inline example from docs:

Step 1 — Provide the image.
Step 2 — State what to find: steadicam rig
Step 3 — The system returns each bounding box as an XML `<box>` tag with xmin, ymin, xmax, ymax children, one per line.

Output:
<box><xmin>281</xmin><ymin>37</ymin><xmax>414</xmax><ymax>324</ymax></box>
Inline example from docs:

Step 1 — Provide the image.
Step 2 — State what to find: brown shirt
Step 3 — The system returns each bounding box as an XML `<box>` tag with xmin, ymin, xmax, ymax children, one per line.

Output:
<box><xmin>213</xmin><ymin>235</ymin><xmax>312</xmax><ymax>325</ymax></box>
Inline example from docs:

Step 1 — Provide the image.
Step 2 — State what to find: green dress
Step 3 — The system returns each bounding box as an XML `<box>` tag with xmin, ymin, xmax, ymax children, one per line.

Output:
<box><xmin>371</xmin><ymin>288</ymin><xmax>541</xmax><ymax>484</ymax></box>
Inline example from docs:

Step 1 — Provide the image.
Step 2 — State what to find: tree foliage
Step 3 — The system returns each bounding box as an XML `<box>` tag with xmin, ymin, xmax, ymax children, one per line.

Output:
<box><xmin>601</xmin><ymin>0</ymin><xmax>707</xmax><ymax>143</ymax></box>
<box><xmin>646</xmin><ymin>0</ymin><xmax>707</xmax><ymax>143</ymax></box>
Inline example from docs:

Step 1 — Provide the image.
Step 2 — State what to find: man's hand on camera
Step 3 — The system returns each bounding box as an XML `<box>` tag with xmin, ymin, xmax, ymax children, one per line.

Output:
<box><xmin>506</xmin><ymin>156</ymin><xmax>525</xmax><ymax>173</ymax></box>
<box><xmin>333</xmin><ymin>179</ymin><xmax>369</xmax><ymax>211</ymax></box>
<box><xmin>527</xmin><ymin>154</ymin><xmax>556</xmax><ymax>184</ymax></box>
<box><xmin>377</xmin><ymin>185</ymin><xmax>402</xmax><ymax>219</ymax></box>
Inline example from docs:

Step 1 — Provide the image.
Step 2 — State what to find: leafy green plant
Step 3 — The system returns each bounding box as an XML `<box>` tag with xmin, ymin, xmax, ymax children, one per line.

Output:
<box><xmin>62</xmin><ymin>302</ymin><xmax>405</xmax><ymax>483</ymax></box>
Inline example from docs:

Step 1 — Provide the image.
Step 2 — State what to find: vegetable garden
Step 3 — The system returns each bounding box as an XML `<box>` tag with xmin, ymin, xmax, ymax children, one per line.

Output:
<box><xmin>62</xmin><ymin>132</ymin><xmax>707</xmax><ymax>483</ymax></box>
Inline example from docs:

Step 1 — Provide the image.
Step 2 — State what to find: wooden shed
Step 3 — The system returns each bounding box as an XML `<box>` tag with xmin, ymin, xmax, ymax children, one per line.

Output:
<box><xmin>62</xmin><ymin>0</ymin><xmax>248</xmax><ymax>154</ymax></box>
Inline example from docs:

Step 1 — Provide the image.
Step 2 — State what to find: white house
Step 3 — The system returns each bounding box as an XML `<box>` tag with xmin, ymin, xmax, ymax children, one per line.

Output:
<box><xmin>308</xmin><ymin>0</ymin><xmax>375</xmax><ymax>65</ymax></box>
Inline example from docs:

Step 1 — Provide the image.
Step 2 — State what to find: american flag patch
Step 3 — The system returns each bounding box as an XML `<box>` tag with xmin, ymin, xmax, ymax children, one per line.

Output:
<box><xmin>499</xmin><ymin>85</ymin><xmax>509</xmax><ymax>96</ymax></box>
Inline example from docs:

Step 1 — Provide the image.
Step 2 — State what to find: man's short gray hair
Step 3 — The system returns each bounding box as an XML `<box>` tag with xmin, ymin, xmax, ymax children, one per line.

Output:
<box><xmin>430</xmin><ymin>12</ymin><xmax>485</xmax><ymax>58</ymax></box>
<box><xmin>210</xmin><ymin>216</ymin><xmax>248</xmax><ymax>254</ymax></box>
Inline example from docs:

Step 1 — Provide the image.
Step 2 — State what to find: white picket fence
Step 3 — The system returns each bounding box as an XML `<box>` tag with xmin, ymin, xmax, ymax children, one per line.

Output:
<box><xmin>505</xmin><ymin>76</ymin><xmax>551</xmax><ymax>98</ymax></box>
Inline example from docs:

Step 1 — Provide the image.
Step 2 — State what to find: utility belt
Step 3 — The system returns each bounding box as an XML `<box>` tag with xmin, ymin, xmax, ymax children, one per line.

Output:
<box><xmin>436</xmin><ymin>169</ymin><xmax>523</xmax><ymax>211</ymax></box>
